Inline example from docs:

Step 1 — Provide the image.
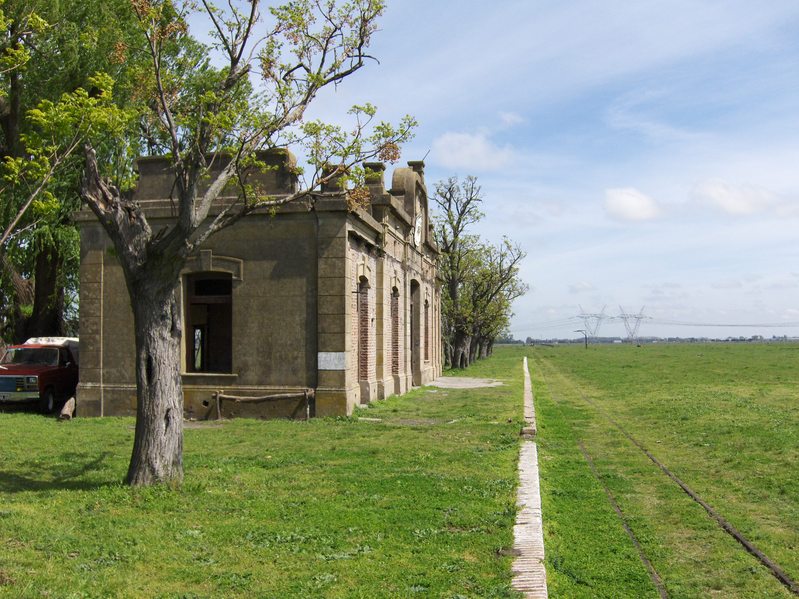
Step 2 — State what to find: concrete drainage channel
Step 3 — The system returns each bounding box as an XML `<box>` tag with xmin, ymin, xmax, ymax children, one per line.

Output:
<box><xmin>512</xmin><ymin>357</ymin><xmax>548</xmax><ymax>597</ymax></box>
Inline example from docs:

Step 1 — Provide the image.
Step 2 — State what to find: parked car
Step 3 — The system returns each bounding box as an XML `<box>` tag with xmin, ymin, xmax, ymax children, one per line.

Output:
<box><xmin>0</xmin><ymin>337</ymin><xmax>79</xmax><ymax>414</ymax></box>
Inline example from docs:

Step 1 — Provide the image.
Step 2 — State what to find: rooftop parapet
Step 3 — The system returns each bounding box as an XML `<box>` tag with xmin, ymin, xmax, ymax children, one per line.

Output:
<box><xmin>134</xmin><ymin>148</ymin><xmax>298</xmax><ymax>203</ymax></box>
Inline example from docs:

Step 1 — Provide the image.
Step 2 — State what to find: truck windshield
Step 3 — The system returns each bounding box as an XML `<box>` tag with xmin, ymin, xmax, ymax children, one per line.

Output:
<box><xmin>0</xmin><ymin>347</ymin><xmax>59</xmax><ymax>366</ymax></box>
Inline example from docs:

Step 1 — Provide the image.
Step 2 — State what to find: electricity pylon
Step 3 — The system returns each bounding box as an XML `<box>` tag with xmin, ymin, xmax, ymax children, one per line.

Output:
<box><xmin>618</xmin><ymin>305</ymin><xmax>647</xmax><ymax>344</ymax></box>
<box><xmin>578</xmin><ymin>305</ymin><xmax>608</xmax><ymax>341</ymax></box>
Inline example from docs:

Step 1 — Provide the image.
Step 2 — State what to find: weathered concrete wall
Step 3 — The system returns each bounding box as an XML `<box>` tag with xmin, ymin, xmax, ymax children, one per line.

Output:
<box><xmin>77</xmin><ymin>222</ymin><xmax>137</xmax><ymax>417</ymax></box>
<box><xmin>78</xmin><ymin>211</ymin><xmax>320</xmax><ymax>419</ymax></box>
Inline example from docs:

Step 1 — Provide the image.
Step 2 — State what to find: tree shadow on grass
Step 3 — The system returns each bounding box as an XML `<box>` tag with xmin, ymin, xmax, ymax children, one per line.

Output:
<box><xmin>0</xmin><ymin>452</ymin><xmax>117</xmax><ymax>493</ymax></box>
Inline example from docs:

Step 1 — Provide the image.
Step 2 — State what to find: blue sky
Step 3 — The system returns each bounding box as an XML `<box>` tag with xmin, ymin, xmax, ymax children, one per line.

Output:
<box><xmin>269</xmin><ymin>2</ymin><xmax>799</xmax><ymax>339</ymax></box>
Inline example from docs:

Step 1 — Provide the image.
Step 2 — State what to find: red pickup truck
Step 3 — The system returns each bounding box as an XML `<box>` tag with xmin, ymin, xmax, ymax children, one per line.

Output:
<box><xmin>0</xmin><ymin>337</ymin><xmax>79</xmax><ymax>414</ymax></box>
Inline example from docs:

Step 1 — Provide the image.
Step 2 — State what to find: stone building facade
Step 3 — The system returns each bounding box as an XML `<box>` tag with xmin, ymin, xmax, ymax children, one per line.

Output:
<box><xmin>75</xmin><ymin>151</ymin><xmax>442</xmax><ymax>419</ymax></box>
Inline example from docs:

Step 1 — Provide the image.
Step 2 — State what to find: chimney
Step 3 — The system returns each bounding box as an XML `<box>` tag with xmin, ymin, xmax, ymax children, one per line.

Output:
<box><xmin>321</xmin><ymin>164</ymin><xmax>344</xmax><ymax>193</ymax></box>
<box><xmin>364</xmin><ymin>162</ymin><xmax>386</xmax><ymax>192</ymax></box>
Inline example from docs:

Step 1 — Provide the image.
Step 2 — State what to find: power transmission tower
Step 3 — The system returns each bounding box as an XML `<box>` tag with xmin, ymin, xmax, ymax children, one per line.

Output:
<box><xmin>618</xmin><ymin>305</ymin><xmax>647</xmax><ymax>345</ymax></box>
<box><xmin>578</xmin><ymin>305</ymin><xmax>608</xmax><ymax>341</ymax></box>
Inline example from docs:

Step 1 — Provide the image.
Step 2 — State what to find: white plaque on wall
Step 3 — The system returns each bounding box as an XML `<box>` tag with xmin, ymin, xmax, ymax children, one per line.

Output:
<box><xmin>318</xmin><ymin>352</ymin><xmax>346</xmax><ymax>371</ymax></box>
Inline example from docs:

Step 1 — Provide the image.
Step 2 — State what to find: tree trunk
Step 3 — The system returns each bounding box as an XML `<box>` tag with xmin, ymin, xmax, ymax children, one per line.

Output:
<box><xmin>126</xmin><ymin>277</ymin><xmax>184</xmax><ymax>486</ymax></box>
<box><xmin>81</xmin><ymin>145</ymin><xmax>188</xmax><ymax>487</ymax></box>
<box><xmin>6</xmin><ymin>244</ymin><xmax>67</xmax><ymax>343</ymax></box>
<box><xmin>452</xmin><ymin>330</ymin><xmax>470</xmax><ymax>369</ymax></box>
<box><xmin>2</xmin><ymin>253</ymin><xmax>33</xmax><ymax>342</ymax></box>
<box><xmin>469</xmin><ymin>336</ymin><xmax>479</xmax><ymax>364</ymax></box>
<box><xmin>25</xmin><ymin>244</ymin><xmax>65</xmax><ymax>338</ymax></box>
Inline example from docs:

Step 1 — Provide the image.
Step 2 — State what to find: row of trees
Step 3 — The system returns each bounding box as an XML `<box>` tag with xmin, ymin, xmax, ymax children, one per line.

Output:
<box><xmin>433</xmin><ymin>176</ymin><xmax>527</xmax><ymax>369</ymax></box>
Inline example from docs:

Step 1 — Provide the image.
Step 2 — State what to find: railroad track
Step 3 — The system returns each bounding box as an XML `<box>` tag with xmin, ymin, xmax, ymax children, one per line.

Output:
<box><xmin>531</xmin><ymin>355</ymin><xmax>799</xmax><ymax>597</ymax></box>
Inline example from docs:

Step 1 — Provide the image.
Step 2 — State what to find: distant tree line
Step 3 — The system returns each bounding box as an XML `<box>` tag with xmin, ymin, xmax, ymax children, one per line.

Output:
<box><xmin>433</xmin><ymin>176</ymin><xmax>528</xmax><ymax>369</ymax></box>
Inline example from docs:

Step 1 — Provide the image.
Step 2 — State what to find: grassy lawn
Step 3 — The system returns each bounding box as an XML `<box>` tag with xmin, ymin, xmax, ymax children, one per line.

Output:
<box><xmin>528</xmin><ymin>342</ymin><xmax>799</xmax><ymax>598</ymax></box>
<box><xmin>0</xmin><ymin>351</ymin><xmax>524</xmax><ymax>598</ymax></box>
<box><xmin>7</xmin><ymin>344</ymin><xmax>792</xmax><ymax>598</ymax></box>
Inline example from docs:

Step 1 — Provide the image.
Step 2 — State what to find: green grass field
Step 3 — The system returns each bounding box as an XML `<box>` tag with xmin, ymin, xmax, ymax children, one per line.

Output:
<box><xmin>528</xmin><ymin>342</ymin><xmax>799</xmax><ymax>598</ymax></box>
<box><xmin>3</xmin><ymin>344</ymin><xmax>797</xmax><ymax>598</ymax></box>
<box><xmin>0</xmin><ymin>352</ymin><xmax>524</xmax><ymax>598</ymax></box>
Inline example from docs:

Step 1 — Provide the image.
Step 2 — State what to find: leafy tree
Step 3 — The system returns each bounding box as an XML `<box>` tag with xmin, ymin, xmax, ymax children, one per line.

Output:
<box><xmin>433</xmin><ymin>176</ymin><xmax>527</xmax><ymax>368</ymax></box>
<box><xmin>0</xmin><ymin>0</ymin><xmax>142</xmax><ymax>341</ymax></box>
<box><xmin>79</xmin><ymin>0</ymin><xmax>414</xmax><ymax>486</ymax></box>
<box><xmin>432</xmin><ymin>175</ymin><xmax>482</xmax><ymax>367</ymax></box>
<box><xmin>464</xmin><ymin>239</ymin><xmax>527</xmax><ymax>360</ymax></box>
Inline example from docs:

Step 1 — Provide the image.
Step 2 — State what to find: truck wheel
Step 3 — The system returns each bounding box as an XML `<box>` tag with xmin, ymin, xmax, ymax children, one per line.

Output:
<box><xmin>39</xmin><ymin>388</ymin><xmax>55</xmax><ymax>414</ymax></box>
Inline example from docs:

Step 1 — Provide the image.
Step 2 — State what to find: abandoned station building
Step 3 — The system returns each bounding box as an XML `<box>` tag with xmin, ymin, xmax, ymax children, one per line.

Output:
<box><xmin>75</xmin><ymin>151</ymin><xmax>442</xmax><ymax>419</ymax></box>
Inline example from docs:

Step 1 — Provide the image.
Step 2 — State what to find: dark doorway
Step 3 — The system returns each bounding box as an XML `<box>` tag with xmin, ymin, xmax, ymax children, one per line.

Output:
<box><xmin>424</xmin><ymin>299</ymin><xmax>430</xmax><ymax>362</ymax></box>
<box><xmin>410</xmin><ymin>280</ymin><xmax>421</xmax><ymax>386</ymax></box>
<box><xmin>357</xmin><ymin>277</ymin><xmax>370</xmax><ymax>382</ymax></box>
<box><xmin>391</xmin><ymin>287</ymin><xmax>399</xmax><ymax>376</ymax></box>
<box><xmin>185</xmin><ymin>273</ymin><xmax>232</xmax><ymax>373</ymax></box>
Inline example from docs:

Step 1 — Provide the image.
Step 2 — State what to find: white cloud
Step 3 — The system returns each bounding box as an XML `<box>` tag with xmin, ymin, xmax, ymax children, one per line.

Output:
<box><xmin>569</xmin><ymin>281</ymin><xmax>594</xmax><ymax>294</ymax></box>
<box><xmin>776</xmin><ymin>200</ymin><xmax>799</xmax><ymax>218</ymax></box>
<box><xmin>604</xmin><ymin>188</ymin><xmax>662</xmax><ymax>221</ymax></box>
<box><xmin>765</xmin><ymin>277</ymin><xmax>799</xmax><ymax>290</ymax></box>
<box><xmin>606</xmin><ymin>90</ymin><xmax>704</xmax><ymax>143</ymax></box>
<box><xmin>694</xmin><ymin>180</ymin><xmax>778</xmax><ymax>215</ymax></box>
<box><xmin>499</xmin><ymin>111</ymin><xmax>526</xmax><ymax>127</ymax></box>
<box><xmin>643</xmin><ymin>282</ymin><xmax>687</xmax><ymax>297</ymax></box>
<box><xmin>432</xmin><ymin>132</ymin><xmax>514</xmax><ymax>172</ymax></box>
<box><xmin>711</xmin><ymin>279</ymin><xmax>745</xmax><ymax>290</ymax></box>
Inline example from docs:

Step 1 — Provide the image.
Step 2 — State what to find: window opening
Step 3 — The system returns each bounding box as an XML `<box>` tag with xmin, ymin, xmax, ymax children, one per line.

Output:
<box><xmin>186</xmin><ymin>273</ymin><xmax>232</xmax><ymax>373</ymax></box>
<box><xmin>410</xmin><ymin>280</ymin><xmax>421</xmax><ymax>386</ymax></box>
<box><xmin>424</xmin><ymin>299</ymin><xmax>430</xmax><ymax>361</ymax></box>
<box><xmin>357</xmin><ymin>277</ymin><xmax>369</xmax><ymax>381</ymax></box>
